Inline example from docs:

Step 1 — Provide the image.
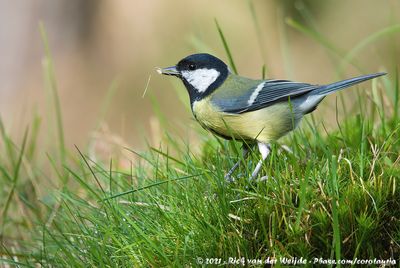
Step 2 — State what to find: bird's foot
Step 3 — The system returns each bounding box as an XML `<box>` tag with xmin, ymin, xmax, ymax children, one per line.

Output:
<box><xmin>249</xmin><ymin>174</ymin><xmax>275</xmax><ymax>183</ymax></box>
<box><xmin>249</xmin><ymin>175</ymin><xmax>268</xmax><ymax>182</ymax></box>
<box><xmin>224</xmin><ymin>174</ymin><xmax>235</xmax><ymax>183</ymax></box>
<box><xmin>225</xmin><ymin>172</ymin><xmax>247</xmax><ymax>183</ymax></box>
<box><xmin>258</xmin><ymin>175</ymin><xmax>269</xmax><ymax>182</ymax></box>
<box><xmin>224</xmin><ymin>146</ymin><xmax>251</xmax><ymax>183</ymax></box>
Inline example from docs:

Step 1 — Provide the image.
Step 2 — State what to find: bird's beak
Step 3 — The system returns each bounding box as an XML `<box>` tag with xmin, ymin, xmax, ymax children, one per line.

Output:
<box><xmin>157</xmin><ymin>66</ymin><xmax>180</xmax><ymax>77</ymax></box>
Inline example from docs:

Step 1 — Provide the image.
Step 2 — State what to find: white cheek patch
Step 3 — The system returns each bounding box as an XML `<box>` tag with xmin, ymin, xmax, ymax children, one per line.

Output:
<box><xmin>181</xmin><ymin>68</ymin><xmax>220</xmax><ymax>92</ymax></box>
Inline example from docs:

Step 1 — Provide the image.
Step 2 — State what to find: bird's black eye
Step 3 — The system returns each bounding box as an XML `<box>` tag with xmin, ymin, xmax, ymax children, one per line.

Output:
<box><xmin>188</xmin><ymin>63</ymin><xmax>196</xmax><ymax>70</ymax></box>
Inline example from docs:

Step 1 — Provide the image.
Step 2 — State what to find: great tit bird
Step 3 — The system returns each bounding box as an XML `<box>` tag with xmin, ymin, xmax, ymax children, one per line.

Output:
<box><xmin>158</xmin><ymin>53</ymin><xmax>385</xmax><ymax>181</ymax></box>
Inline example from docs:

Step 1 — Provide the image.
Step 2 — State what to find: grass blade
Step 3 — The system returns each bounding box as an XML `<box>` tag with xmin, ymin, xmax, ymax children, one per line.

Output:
<box><xmin>0</xmin><ymin>128</ymin><xmax>28</xmax><ymax>237</ymax></box>
<box><xmin>39</xmin><ymin>22</ymin><xmax>66</xmax><ymax>166</ymax></box>
<box><xmin>339</xmin><ymin>24</ymin><xmax>400</xmax><ymax>74</ymax></box>
<box><xmin>214</xmin><ymin>18</ymin><xmax>238</xmax><ymax>74</ymax></box>
<box><xmin>103</xmin><ymin>173</ymin><xmax>203</xmax><ymax>200</ymax></box>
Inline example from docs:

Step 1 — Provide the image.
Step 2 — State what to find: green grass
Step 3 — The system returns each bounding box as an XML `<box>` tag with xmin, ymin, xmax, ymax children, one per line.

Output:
<box><xmin>1</xmin><ymin>7</ymin><xmax>400</xmax><ymax>268</ymax></box>
<box><xmin>1</xmin><ymin>104</ymin><xmax>399</xmax><ymax>266</ymax></box>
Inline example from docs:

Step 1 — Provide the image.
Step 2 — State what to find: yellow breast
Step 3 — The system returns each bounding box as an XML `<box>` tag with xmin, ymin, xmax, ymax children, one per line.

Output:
<box><xmin>192</xmin><ymin>97</ymin><xmax>299</xmax><ymax>143</ymax></box>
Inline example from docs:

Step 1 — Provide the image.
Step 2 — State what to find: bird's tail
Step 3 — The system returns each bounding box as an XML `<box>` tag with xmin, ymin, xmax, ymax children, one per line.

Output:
<box><xmin>298</xmin><ymin>72</ymin><xmax>386</xmax><ymax>114</ymax></box>
<box><xmin>313</xmin><ymin>72</ymin><xmax>386</xmax><ymax>96</ymax></box>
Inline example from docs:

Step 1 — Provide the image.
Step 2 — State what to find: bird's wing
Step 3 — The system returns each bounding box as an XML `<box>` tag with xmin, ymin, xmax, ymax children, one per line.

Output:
<box><xmin>211</xmin><ymin>77</ymin><xmax>318</xmax><ymax>114</ymax></box>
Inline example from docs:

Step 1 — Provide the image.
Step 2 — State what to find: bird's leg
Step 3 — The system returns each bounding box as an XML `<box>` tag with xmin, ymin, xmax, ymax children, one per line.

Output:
<box><xmin>225</xmin><ymin>145</ymin><xmax>250</xmax><ymax>182</ymax></box>
<box><xmin>250</xmin><ymin>142</ymin><xmax>271</xmax><ymax>181</ymax></box>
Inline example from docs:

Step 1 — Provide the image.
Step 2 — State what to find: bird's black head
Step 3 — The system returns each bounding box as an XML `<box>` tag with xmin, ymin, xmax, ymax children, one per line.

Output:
<box><xmin>159</xmin><ymin>53</ymin><xmax>229</xmax><ymax>103</ymax></box>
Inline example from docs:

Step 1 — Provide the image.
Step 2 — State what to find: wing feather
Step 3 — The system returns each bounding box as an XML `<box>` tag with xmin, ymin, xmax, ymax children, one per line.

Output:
<box><xmin>211</xmin><ymin>78</ymin><xmax>318</xmax><ymax>114</ymax></box>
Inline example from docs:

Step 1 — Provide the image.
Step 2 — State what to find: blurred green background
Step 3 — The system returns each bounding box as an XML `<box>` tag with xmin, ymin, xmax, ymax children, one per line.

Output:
<box><xmin>0</xmin><ymin>0</ymin><xmax>398</xmax><ymax>155</ymax></box>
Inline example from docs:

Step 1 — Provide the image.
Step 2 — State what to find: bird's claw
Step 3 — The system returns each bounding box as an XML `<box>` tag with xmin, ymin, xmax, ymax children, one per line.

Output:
<box><xmin>249</xmin><ymin>174</ymin><xmax>271</xmax><ymax>182</ymax></box>
<box><xmin>224</xmin><ymin>174</ymin><xmax>235</xmax><ymax>183</ymax></box>
<box><xmin>258</xmin><ymin>175</ymin><xmax>269</xmax><ymax>182</ymax></box>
